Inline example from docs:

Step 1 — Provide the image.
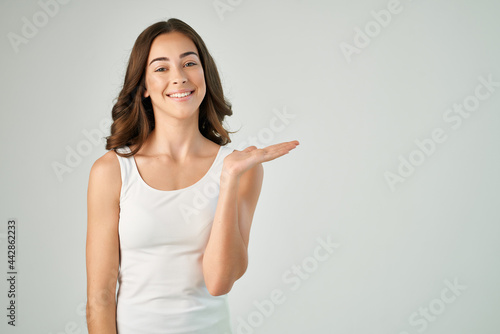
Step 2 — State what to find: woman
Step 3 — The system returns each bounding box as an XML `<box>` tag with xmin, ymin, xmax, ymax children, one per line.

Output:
<box><xmin>86</xmin><ymin>18</ymin><xmax>299</xmax><ymax>333</ymax></box>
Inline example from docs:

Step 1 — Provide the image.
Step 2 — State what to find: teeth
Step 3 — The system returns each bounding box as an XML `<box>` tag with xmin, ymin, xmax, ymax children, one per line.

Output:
<box><xmin>169</xmin><ymin>91</ymin><xmax>192</xmax><ymax>98</ymax></box>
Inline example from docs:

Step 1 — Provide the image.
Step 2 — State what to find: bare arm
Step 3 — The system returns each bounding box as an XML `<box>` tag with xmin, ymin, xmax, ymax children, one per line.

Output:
<box><xmin>202</xmin><ymin>162</ymin><xmax>263</xmax><ymax>296</ymax></box>
<box><xmin>202</xmin><ymin>141</ymin><xmax>299</xmax><ymax>296</ymax></box>
<box><xmin>86</xmin><ymin>150</ymin><xmax>121</xmax><ymax>333</ymax></box>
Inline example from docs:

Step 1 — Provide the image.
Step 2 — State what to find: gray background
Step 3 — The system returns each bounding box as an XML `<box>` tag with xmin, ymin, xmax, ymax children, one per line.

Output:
<box><xmin>1</xmin><ymin>0</ymin><xmax>499</xmax><ymax>333</ymax></box>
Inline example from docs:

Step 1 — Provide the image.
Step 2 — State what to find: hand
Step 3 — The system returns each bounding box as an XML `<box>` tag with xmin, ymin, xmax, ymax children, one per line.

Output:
<box><xmin>222</xmin><ymin>140</ymin><xmax>300</xmax><ymax>179</ymax></box>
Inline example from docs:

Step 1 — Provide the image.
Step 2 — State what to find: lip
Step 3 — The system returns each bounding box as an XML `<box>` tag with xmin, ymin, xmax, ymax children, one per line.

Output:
<box><xmin>166</xmin><ymin>89</ymin><xmax>194</xmax><ymax>96</ymax></box>
<box><xmin>166</xmin><ymin>89</ymin><xmax>195</xmax><ymax>102</ymax></box>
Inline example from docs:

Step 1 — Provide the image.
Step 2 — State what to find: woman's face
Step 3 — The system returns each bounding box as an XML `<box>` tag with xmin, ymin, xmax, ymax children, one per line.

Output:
<box><xmin>143</xmin><ymin>31</ymin><xmax>206</xmax><ymax>121</ymax></box>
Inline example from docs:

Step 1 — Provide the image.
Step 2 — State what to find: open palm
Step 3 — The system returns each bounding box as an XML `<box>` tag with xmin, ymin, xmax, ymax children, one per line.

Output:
<box><xmin>223</xmin><ymin>140</ymin><xmax>300</xmax><ymax>178</ymax></box>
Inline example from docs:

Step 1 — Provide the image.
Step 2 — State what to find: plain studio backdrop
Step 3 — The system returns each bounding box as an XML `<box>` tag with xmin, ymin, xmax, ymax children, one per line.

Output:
<box><xmin>1</xmin><ymin>0</ymin><xmax>499</xmax><ymax>333</ymax></box>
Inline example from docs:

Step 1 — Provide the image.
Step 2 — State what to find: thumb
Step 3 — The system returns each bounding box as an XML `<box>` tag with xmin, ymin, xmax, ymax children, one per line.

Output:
<box><xmin>242</xmin><ymin>145</ymin><xmax>258</xmax><ymax>153</ymax></box>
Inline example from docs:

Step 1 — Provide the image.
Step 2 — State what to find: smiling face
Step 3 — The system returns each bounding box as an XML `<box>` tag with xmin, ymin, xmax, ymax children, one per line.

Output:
<box><xmin>143</xmin><ymin>31</ymin><xmax>206</xmax><ymax>120</ymax></box>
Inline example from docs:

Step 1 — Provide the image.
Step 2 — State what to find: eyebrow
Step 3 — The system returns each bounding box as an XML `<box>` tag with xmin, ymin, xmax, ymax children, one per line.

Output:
<box><xmin>148</xmin><ymin>51</ymin><xmax>199</xmax><ymax>66</ymax></box>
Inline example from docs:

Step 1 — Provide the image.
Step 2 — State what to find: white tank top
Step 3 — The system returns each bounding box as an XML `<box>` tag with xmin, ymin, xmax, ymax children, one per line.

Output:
<box><xmin>114</xmin><ymin>144</ymin><xmax>235</xmax><ymax>334</ymax></box>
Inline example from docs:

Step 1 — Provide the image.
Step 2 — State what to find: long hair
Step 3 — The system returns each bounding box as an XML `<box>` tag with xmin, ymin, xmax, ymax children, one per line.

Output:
<box><xmin>105</xmin><ymin>18</ymin><xmax>236</xmax><ymax>157</ymax></box>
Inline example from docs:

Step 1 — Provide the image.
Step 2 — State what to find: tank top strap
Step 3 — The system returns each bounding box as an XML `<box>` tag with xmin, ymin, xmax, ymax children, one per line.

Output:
<box><xmin>113</xmin><ymin>145</ymin><xmax>136</xmax><ymax>202</ymax></box>
<box><xmin>207</xmin><ymin>145</ymin><xmax>235</xmax><ymax>179</ymax></box>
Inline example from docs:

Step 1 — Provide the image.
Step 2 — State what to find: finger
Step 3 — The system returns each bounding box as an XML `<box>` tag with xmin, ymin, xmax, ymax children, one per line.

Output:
<box><xmin>257</xmin><ymin>146</ymin><xmax>295</xmax><ymax>163</ymax></box>
<box><xmin>264</xmin><ymin>140</ymin><xmax>298</xmax><ymax>150</ymax></box>
<box><xmin>268</xmin><ymin>142</ymin><xmax>299</xmax><ymax>155</ymax></box>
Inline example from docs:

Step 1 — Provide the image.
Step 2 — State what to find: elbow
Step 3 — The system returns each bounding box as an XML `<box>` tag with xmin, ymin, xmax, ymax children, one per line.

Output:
<box><xmin>207</xmin><ymin>283</ymin><xmax>232</xmax><ymax>297</ymax></box>
<box><xmin>206</xmin><ymin>275</ymin><xmax>236</xmax><ymax>296</ymax></box>
<box><xmin>206</xmin><ymin>262</ymin><xmax>248</xmax><ymax>297</ymax></box>
<box><xmin>208</xmin><ymin>288</ymin><xmax>231</xmax><ymax>297</ymax></box>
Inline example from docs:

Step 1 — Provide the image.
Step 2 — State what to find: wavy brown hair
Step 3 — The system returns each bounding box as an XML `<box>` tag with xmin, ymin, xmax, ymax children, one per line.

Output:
<box><xmin>105</xmin><ymin>18</ymin><xmax>236</xmax><ymax>157</ymax></box>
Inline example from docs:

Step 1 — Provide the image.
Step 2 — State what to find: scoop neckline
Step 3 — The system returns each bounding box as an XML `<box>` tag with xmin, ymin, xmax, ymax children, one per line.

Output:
<box><xmin>128</xmin><ymin>145</ymin><xmax>224</xmax><ymax>193</ymax></box>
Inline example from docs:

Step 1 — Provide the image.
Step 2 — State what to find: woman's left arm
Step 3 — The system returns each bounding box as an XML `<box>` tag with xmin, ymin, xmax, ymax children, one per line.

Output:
<box><xmin>203</xmin><ymin>141</ymin><xmax>299</xmax><ymax>296</ymax></box>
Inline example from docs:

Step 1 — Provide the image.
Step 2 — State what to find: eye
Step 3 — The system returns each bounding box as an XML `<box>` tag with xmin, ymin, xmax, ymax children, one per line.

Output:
<box><xmin>185</xmin><ymin>61</ymin><xmax>197</xmax><ymax>67</ymax></box>
<box><xmin>154</xmin><ymin>67</ymin><xmax>167</xmax><ymax>72</ymax></box>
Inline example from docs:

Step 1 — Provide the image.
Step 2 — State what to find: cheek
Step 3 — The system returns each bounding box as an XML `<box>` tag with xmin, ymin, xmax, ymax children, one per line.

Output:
<box><xmin>195</xmin><ymin>68</ymin><xmax>205</xmax><ymax>84</ymax></box>
<box><xmin>148</xmin><ymin>76</ymin><xmax>165</xmax><ymax>90</ymax></box>
<box><xmin>195</xmin><ymin>70</ymin><xmax>206</xmax><ymax>88</ymax></box>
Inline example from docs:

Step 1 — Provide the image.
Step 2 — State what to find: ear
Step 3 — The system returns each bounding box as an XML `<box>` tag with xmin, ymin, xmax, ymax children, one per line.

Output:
<box><xmin>143</xmin><ymin>87</ymin><xmax>149</xmax><ymax>98</ymax></box>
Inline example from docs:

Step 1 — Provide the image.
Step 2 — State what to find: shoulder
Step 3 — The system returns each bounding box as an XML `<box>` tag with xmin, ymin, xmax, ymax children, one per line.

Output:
<box><xmin>88</xmin><ymin>150</ymin><xmax>122</xmax><ymax>199</ymax></box>
<box><xmin>243</xmin><ymin>162</ymin><xmax>263</xmax><ymax>181</ymax></box>
<box><xmin>239</xmin><ymin>161</ymin><xmax>264</xmax><ymax>197</ymax></box>
<box><xmin>90</xmin><ymin>150</ymin><xmax>121</xmax><ymax>176</ymax></box>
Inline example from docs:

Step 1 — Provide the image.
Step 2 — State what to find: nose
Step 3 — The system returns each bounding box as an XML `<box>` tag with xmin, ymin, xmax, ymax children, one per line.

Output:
<box><xmin>171</xmin><ymin>65</ymin><xmax>187</xmax><ymax>84</ymax></box>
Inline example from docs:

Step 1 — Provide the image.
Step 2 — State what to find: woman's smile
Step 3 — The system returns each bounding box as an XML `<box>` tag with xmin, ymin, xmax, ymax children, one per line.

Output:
<box><xmin>166</xmin><ymin>89</ymin><xmax>195</xmax><ymax>101</ymax></box>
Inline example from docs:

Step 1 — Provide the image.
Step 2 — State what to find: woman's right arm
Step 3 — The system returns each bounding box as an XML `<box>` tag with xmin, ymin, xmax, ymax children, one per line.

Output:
<box><xmin>86</xmin><ymin>150</ymin><xmax>121</xmax><ymax>333</ymax></box>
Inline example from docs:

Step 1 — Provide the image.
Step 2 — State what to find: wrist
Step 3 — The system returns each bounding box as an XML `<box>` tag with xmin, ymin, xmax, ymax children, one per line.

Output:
<box><xmin>220</xmin><ymin>168</ymin><xmax>240</xmax><ymax>187</ymax></box>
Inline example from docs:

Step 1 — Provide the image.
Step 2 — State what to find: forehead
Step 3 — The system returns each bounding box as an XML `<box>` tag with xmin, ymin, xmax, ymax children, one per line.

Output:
<box><xmin>148</xmin><ymin>31</ymin><xmax>198</xmax><ymax>59</ymax></box>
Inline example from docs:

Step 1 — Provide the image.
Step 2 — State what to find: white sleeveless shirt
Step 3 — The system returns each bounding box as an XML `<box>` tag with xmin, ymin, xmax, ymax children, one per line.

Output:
<box><xmin>114</xmin><ymin>144</ymin><xmax>235</xmax><ymax>334</ymax></box>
